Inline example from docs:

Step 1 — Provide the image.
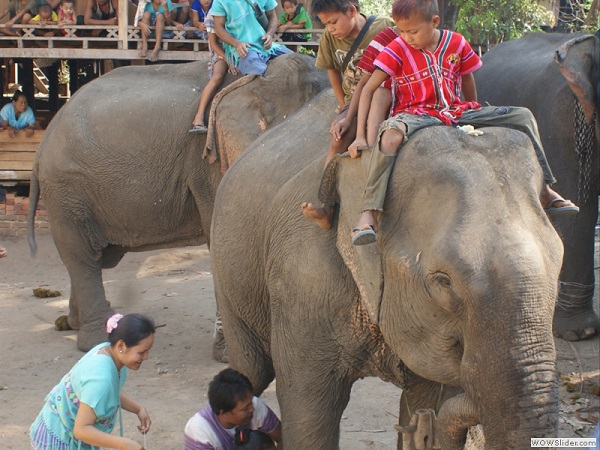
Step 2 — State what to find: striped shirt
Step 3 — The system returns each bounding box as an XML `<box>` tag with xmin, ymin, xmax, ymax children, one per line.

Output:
<box><xmin>357</xmin><ymin>26</ymin><xmax>398</xmax><ymax>90</ymax></box>
<box><xmin>374</xmin><ymin>30</ymin><xmax>482</xmax><ymax>124</ymax></box>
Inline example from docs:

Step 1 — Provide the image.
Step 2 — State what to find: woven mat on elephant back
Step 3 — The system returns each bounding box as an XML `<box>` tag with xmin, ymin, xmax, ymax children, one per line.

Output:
<box><xmin>204</xmin><ymin>74</ymin><xmax>260</xmax><ymax>174</ymax></box>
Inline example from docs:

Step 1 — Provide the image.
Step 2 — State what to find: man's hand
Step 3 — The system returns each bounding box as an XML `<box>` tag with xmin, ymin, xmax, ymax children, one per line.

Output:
<box><xmin>348</xmin><ymin>137</ymin><xmax>368</xmax><ymax>159</ymax></box>
<box><xmin>235</xmin><ymin>41</ymin><xmax>250</xmax><ymax>58</ymax></box>
<box><xmin>262</xmin><ymin>32</ymin><xmax>273</xmax><ymax>50</ymax></box>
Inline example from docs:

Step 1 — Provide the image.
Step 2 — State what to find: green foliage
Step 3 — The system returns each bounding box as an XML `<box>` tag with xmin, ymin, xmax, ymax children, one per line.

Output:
<box><xmin>360</xmin><ymin>0</ymin><xmax>393</xmax><ymax>17</ymax></box>
<box><xmin>453</xmin><ymin>0</ymin><xmax>554</xmax><ymax>45</ymax></box>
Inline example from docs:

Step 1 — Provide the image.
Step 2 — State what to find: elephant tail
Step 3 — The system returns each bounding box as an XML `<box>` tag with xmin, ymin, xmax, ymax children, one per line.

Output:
<box><xmin>27</xmin><ymin>170</ymin><xmax>39</xmax><ymax>256</ymax></box>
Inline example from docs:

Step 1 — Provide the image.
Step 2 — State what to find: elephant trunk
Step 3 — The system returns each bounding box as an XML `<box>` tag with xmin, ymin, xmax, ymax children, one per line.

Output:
<box><xmin>436</xmin><ymin>394</ymin><xmax>479</xmax><ymax>449</ymax></box>
<box><xmin>462</xmin><ymin>318</ymin><xmax>559</xmax><ymax>449</ymax></box>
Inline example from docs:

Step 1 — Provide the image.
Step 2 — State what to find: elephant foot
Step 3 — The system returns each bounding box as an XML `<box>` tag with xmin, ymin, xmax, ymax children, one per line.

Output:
<box><xmin>76</xmin><ymin>321</ymin><xmax>109</xmax><ymax>352</ymax></box>
<box><xmin>212</xmin><ymin>330</ymin><xmax>229</xmax><ymax>364</ymax></box>
<box><xmin>553</xmin><ymin>308</ymin><xmax>599</xmax><ymax>341</ymax></box>
<box><xmin>54</xmin><ymin>315</ymin><xmax>72</xmax><ymax>331</ymax></box>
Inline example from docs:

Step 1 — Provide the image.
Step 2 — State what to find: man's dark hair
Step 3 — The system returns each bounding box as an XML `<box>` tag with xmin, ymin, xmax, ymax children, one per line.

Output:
<box><xmin>311</xmin><ymin>0</ymin><xmax>360</xmax><ymax>16</ymax></box>
<box><xmin>209</xmin><ymin>368</ymin><xmax>254</xmax><ymax>415</ymax></box>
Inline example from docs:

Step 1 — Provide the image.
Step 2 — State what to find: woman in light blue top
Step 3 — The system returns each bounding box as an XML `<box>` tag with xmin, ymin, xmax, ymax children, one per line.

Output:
<box><xmin>30</xmin><ymin>313</ymin><xmax>156</xmax><ymax>450</ymax></box>
<box><xmin>0</xmin><ymin>90</ymin><xmax>39</xmax><ymax>137</ymax></box>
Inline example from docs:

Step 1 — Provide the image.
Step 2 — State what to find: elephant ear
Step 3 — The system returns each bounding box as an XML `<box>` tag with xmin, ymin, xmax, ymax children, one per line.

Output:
<box><xmin>319</xmin><ymin>150</ymin><xmax>384</xmax><ymax>324</ymax></box>
<box><xmin>554</xmin><ymin>34</ymin><xmax>598</xmax><ymax>124</ymax></box>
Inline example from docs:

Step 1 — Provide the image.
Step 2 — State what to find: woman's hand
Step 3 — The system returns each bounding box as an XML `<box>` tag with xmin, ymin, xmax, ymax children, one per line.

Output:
<box><xmin>8</xmin><ymin>127</ymin><xmax>16</xmax><ymax>138</ymax></box>
<box><xmin>25</xmin><ymin>127</ymin><xmax>34</xmax><ymax>137</ymax></box>
<box><xmin>136</xmin><ymin>406</ymin><xmax>151</xmax><ymax>434</ymax></box>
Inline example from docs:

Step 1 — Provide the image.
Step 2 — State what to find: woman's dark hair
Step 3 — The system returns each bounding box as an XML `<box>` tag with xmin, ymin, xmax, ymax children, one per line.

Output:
<box><xmin>208</xmin><ymin>368</ymin><xmax>253</xmax><ymax>415</ymax></box>
<box><xmin>234</xmin><ymin>427</ymin><xmax>276</xmax><ymax>450</ymax></box>
<box><xmin>107</xmin><ymin>313</ymin><xmax>155</xmax><ymax>347</ymax></box>
<box><xmin>311</xmin><ymin>0</ymin><xmax>359</xmax><ymax>15</ymax></box>
<box><xmin>11</xmin><ymin>90</ymin><xmax>26</xmax><ymax>103</ymax></box>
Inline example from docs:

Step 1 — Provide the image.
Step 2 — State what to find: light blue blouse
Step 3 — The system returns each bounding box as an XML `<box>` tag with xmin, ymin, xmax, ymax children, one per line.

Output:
<box><xmin>0</xmin><ymin>103</ymin><xmax>35</xmax><ymax>130</ymax></box>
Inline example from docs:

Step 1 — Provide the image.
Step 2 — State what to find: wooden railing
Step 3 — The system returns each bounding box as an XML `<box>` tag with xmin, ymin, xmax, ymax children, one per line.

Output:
<box><xmin>0</xmin><ymin>129</ymin><xmax>44</xmax><ymax>184</ymax></box>
<box><xmin>0</xmin><ymin>24</ymin><xmax>322</xmax><ymax>60</ymax></box>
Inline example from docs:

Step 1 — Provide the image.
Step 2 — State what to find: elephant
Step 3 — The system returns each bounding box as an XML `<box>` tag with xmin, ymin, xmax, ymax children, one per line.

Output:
<box><xmin>27</xmin><ymin>53</ymin><xmax>330</xmax><ymax>351</ymax></box>
<box><xmin>474</xmin><ymin>32</ymin><xmax>600</xmax><ymax>341</ymax></box>
<box><xmin>210</xmin><ymin>89</ymin><xmax>564</xmax><ymax>449</ymax></box>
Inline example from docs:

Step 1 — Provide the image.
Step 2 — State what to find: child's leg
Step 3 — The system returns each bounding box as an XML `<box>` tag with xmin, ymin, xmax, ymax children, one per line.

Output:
<box><xmin>139</xmin><ymin>13</ymin><xmax>151</xmax><ymax>57</ymax></box>
<box><xmin>460</xmin><ymin>106</ymin><xmax>578</xmax><ymax>213</ymax></box>
<box><xmin>191</xmin><ymin>58</ymin><xmax>228</xmax><ymax>129</ymax></box>
<box><xmin>150</xmin><ymin>13</ymin><xmax>165</xmax><ymax>61</ymax></box>
<box><xmin>366</xmin><ymin>87</ymin><xmax>392</xmax><ymax>147</ymax></box>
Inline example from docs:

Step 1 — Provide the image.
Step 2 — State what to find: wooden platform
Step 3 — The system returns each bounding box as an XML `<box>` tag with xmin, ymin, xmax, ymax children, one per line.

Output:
<box><xmin>0</xmin><ymin>24</ymin><xmax>322</xmax><ymax>61</ymax></box>
<box><xmin>0</xmin><ymin>130</ymin><xmax>44</xmax><ymax>184</ymax></box>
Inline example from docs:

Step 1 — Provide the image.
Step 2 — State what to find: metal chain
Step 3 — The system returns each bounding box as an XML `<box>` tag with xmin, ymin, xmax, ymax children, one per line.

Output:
<box><xmin>574</xmin><ymin>97</ymin><xmax>596</xmax><ymax>205</ymax></box>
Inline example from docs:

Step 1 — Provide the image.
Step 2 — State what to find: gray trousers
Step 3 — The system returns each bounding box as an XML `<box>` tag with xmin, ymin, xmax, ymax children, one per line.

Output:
<box><xmin>362</xmin><ymin>106</ymin><xmax>556</xmax><ymax>212</ymax></box>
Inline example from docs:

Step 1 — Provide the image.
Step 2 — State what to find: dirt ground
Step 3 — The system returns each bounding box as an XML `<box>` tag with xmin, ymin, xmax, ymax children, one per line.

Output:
<box><xmin>0</xmin><ymin>232</ymin><xmax>598</xmax><ymax>450</ymax></box>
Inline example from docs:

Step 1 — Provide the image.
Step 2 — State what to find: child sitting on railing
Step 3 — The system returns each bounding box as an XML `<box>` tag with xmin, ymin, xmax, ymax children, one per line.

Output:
<box><xmin>138</xmin><ymin>0</ymin><xmax>185</xmax><ymax>62</ymax></box>
<box><xmin>277</xmin><ymin>0</ymin><xmax>311</xmax><ymax>42</ymax></box>
<box><xmin>29</xmin><ymin>4</ymin><xmax>58</xmax><ymax>36</ymax></box>
<box><xmin>57</xmin><ymin>0</ymin><xmax>77</xmax><ymax>35</ymax></box>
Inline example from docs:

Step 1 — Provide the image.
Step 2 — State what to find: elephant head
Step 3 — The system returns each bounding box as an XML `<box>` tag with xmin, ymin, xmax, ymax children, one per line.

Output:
<box><xmin>326</xmin><ymin>126</ymin><xmax>564</xmax><ymax>448</ymax></box>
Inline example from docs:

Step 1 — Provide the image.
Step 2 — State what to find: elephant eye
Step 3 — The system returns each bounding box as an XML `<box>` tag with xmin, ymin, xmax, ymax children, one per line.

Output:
<box><xmin>434</xmin><ymin>273</ymin><xmax>452</xmax><ymax>287</ymax></box>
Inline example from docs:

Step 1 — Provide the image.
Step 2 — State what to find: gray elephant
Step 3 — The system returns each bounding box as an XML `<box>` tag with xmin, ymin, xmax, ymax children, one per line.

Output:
<box><xmin>475</xmin><ymin>32</ymin><xmax>599</xmax><ymax>341</ymax></box>
<box><xmin>210</xmin><ymin>89</ymin><xmax>564</xmax><ymax>449</ymax></box>
<box><xmin>27</xmin><ymin>54</ymin><xmax>329</xmax><ymax>351</ymax></box>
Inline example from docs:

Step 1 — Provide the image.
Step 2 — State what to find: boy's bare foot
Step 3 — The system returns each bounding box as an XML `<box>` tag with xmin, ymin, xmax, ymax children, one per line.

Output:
<box><xmin>301</xmin><ymin>202</ymin><xmax>332</xmax><ymax>230</ymax></box>
<box><xmin>139</xmin><ymin>42</ymin><xmax>147</xmax><ymax>58</ymax></box>
<box><xmin>149</xmin><ymin>49</ymin><xmax>160</xmax><ymax>62</ymax></box>
<box><xmin>540</xmin><ymin>184</ymin><xmax>579</xmax><ymax>215</ymax></box>
<box><xmin>0</xmin><ymin>246</ymin><xmax>6</xmax><ymax>258</ymax></box>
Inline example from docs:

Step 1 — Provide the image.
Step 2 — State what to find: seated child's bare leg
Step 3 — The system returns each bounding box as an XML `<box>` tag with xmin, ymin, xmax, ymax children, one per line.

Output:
<box><xmin>192</xmin><ymin>59</ymin><xmax>228</xmax><ymax>129</ymax></box>
<box><xmin>366</xmin><ymin>87</ymin><xmax>392</xmax><ymax>147</ymax></box>
<box><xmin>150</xmin><ymin>14</ymin><xmax>165</xmax><ymax>62</ymax></box>
<box><xmin>301</xmin><ymin>202</ymin><xmax>333</xmax><ymax>230</ymax></box>
<box><xmin>139</xmin><ymin>13</ymin><xmax>151</xmax><ymax>57</ymax></box>
<box><xmin>325</xmin><ymin>120</ymin><xmax>357</xmax><ymax>166</ymax></box>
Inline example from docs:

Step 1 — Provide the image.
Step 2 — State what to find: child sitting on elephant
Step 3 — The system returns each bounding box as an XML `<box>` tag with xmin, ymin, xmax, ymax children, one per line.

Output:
<box><xmin>300</xmin><ymin>0</ymin><xmax>394</xmax><ymax>229</ymax></box>
<box><xmin>348</xmin><ymin>0</ymin><xmax>579</xmax><ymax>246</ymax></box>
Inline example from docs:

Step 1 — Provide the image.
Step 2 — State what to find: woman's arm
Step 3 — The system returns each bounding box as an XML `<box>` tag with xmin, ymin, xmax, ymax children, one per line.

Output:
<box><xmin>121</xmin><ymin>391</ymin><xmax>151</xmax><ymax>434</ymax></box>
<box><xmin>73</xmin><ymin>402</ymin><xmax>144</xmax><ymax>450</ymax></box>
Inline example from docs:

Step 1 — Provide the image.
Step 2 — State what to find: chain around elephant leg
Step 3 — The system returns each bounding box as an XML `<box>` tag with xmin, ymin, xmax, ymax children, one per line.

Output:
<box><xmin>212</xmin><ymin>312</ymin><xmax>229</xmax><ymax>363</ymax></box>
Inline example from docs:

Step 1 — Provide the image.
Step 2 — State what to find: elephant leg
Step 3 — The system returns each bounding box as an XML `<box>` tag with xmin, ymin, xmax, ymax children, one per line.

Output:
<box><xmin>220</xmin><ymin>312</ymin><xmax>275</xmax><ymax>395</ymax></box>
<box><xmin>397</xmin><ymin>376</ymin><xmax>463</xmax><ymax>450</ymax></box>
<box><xmin>51</xmin><ymin>223</ymin><xmax>113</xmax><ymax>351</ymax></box>
<box><xmin>273</xmin><ymin>354</ymin><xmax>354</xmax><ymax>450</ymax></box>
<box><xmin>552</xmin><ymin>198</ymin><xmax>599</xmax><ymax>341</ymax></box>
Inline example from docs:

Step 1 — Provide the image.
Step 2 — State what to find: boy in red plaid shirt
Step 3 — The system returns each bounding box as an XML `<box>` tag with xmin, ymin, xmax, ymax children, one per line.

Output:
<box><xmin>350</xmin><ymin>0</ymin><xmax>578</xmax><ymax>245</ymax></box>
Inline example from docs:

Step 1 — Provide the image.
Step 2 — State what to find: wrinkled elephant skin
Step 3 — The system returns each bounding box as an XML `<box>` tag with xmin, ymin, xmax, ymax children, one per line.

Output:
<box><xmin>27</xmin><ymin>54</ymin><xmax>329</xmax><ymax>351</ymax></box>
<box><xmin>211</xmin><ymin>90</ymin><xmax>563</xmax><ymax>449</ymax></box>
<box><xmin>475</xmin><ymin>32</ymin><xmax>600</xmax><ymax>341</ymax></box>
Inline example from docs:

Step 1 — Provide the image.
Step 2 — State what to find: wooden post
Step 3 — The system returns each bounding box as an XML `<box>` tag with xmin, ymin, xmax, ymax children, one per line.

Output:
<box><xmin>118</xmin><ymin>0</ymin><xmax>128</xmax><ymax>50</ymax></box>
<box><xmin>47</xmin><ymin>61</ymin><xmax>59</xmax><ymax>112</ymax></box>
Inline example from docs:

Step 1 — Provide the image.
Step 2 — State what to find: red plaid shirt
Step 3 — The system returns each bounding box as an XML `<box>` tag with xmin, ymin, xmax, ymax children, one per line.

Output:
<box><xmin>374</xmin><ymin>30</ymin><xmax>482</xmax><ymax>124</ymax></box>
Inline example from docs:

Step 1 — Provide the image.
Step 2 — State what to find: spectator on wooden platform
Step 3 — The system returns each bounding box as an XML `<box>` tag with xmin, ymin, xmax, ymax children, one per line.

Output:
<box><xmin>277</xmin><ymin>0</ymin><xmax>312</xmax><ymax>42</ymax></box>
<box><xmin>189</xmin><ymin>0</ymin><xmax>210</xmax><ymax>39</ymax></box>
<box><xmin>0</xmin><ymin>0</ymin><xmax>40</xmax><ymax>35</ymax></box>
<box><xmin>29</xmin><ymin>4</ymin><xmax>58</xmax><ymax>36</ymax></box>
<box><xmin>170</xmin><ymin>0</ymin><xmax>189</xmax><ymax>30</ymax></box>
<box><xmin>84</xmin><ymin>0</ymin><xmax>118</xmax><ymax>37</ymax></box>
<box><xmin>138</xmin><ymin>0</ymin><xmax>185</xmax><ymax>62</ymax></box>
<box><xmin>57</xmin><ymin>0</ymin><xmax>77</xmax><ymax>31</ymax></box>
<box><xmin>0</xmin><ymin>90</ymin><xmax>40</xmax><ymax>138</ymax></box>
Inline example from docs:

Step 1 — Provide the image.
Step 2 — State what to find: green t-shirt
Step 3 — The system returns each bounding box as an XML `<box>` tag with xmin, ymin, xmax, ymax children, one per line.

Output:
<box><xmin>278</xmin><ymin>5</ymin><xmax>312</xmax><ymax>39</ymax></box>
<box><xmin>316</xmin><ymin>15</ymin><xmax>394</xmax><ymax>103</ymax></box>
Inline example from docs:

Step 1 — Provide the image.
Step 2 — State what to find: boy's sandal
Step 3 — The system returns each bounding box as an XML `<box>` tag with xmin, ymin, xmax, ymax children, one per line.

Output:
<box><xmin>351</xmin><ymin>224</ymin><xmax>377</xmax><ymax>246</ymax></box>
<box><xmin>544</xmin><ymin>197</ymin><xmax>579</xmax><ymax>216</ymax></box>
<box><xmin>189</xmin><ymin>123</ymin><xmax>208</xmax><ymax>134</ymax></box>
